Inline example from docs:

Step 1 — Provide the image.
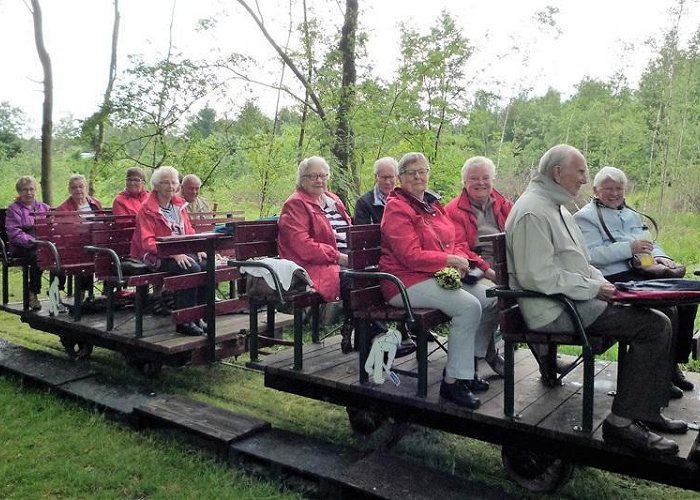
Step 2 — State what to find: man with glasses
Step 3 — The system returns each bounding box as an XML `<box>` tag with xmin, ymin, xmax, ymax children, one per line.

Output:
<box><xmin>354</xmin><ymin>157</ymin><xmax>398</xmax><ymax>225</ymax></box>
<box><xmin>112</xmin><ymin>167</ymin><xmax>149</xmax><ymax>216</ymax></box>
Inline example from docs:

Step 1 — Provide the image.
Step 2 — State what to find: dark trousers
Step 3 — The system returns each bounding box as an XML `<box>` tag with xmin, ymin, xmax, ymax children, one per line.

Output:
<box><xmin>11</xmin><ymin>246</ymin><xmax>42</xmax><ymax>294</ymax></box>
<box><xmin>586</xmin><ymin>305</ymin><xmax>672</xmax><ymax>421</ymax></box>
<box><xmin>158</xmin><ymin>256</ymin><xmax>207</xmax><ymax>310</ymax></box>
<box><xmin>606</xmin><ymin>270</ymin><xmax>697</xmax><ymax>363</ymax></box>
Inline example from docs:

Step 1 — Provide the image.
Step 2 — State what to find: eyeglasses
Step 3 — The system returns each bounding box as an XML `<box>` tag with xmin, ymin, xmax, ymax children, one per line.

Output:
<box><xmin>377</xmin><ymin>175</ymin><xmax>396</xmax><ymax>182</ymax></box>
<box><xmin>127</xmin><ymin>177</ymin><xmax>144</xmax><ymax>183</ymax></box>
<box><xmin>303</xmin><ymin>173</ymin><xmax>329</xmax><ymax>181</ymax></box>
<box><xmin>401</xmin><ymin>168</ymin><xmax>430</xmax><ymax>178</ymax></box>
<box><xmin>466</xmin><ymin>176</ymin><xmax>492</xmax><ymax>183</ymax></box>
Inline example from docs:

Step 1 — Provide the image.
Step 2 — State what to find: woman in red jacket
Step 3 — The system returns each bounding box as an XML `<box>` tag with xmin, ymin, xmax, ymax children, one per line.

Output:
<box><xmin>112</xmin><ymin>166</ymin><xmax>149</xmax><ymax>216</ymax></box>
<box><xmin>131</xmin><ymin>166</ymin><xmax>206</xmax><ymax>336</ymax></box>
<box><xmin>277</xmin><ymin>156</ymin><xmax>351</xmax><ymax>303</ymax></box>
<box><xmin>380</xmin><ymin>152</ymin><xmax>497</xmax><ymax>410</ymax></box>
<box><xmin>56</xmin><ymin>174</ymin><xmax>103</xmax><ymax>212</ymax></box>
<box><xmin>445</xmin><ymin>155</ymin><xmax>513</xmax><ymax>376</ymax></box>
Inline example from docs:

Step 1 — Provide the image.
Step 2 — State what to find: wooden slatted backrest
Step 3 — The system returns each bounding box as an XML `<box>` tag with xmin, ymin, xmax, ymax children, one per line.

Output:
<box><xmin>479</xmin><ymin>232</ymin><xmax>507</xmax><ymax>285</ymax></box>
<box><xmin>189</xmin><ymin>211</ymin><xmax>245</xmax><ymax>234</ymax></box>
<box><xmin>346</xmin><ymin>224</ymin><xmax>386</xmax><ymax>308</ymax></box>
<box><xmin>232</xmin><ymin>220</ymin><xmax>279</xmax><ymax>260</ymax></box>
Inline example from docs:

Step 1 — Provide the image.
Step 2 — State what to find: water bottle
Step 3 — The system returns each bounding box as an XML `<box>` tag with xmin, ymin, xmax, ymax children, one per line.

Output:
<box><xmin>637</xmin><ymin>226</ymin><xmax>654</xmax><ymax>267</ymax></box>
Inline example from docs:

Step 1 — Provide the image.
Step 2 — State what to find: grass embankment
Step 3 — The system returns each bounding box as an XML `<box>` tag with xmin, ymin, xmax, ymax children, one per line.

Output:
<box><xmin>0</xmin><ymin>299</ymin><xmax>695</xmax><ymax>499</ymax></box>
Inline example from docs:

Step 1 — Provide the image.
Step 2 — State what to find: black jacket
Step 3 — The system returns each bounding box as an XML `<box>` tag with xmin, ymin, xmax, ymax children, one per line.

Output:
<box><xmin>354</xmin><ymin>190</ymin><xmax>385</xmax><ymax>224</ymax></box>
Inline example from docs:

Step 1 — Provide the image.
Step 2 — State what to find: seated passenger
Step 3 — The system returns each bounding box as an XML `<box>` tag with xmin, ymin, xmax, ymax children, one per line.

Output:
<box><xmin>54</xmin><ymin>174</ymin><xmax>100</xmax><ymax>300</ymax></box>
<box><xmin>506</xmin><ymin>144</ymin><xmax>685</xmax><ymax>455</ymax></box>
<box><xmin>380</xmin><ymin>152</ymin><xmax>498</xmax><ymax>409</ymax></box>
<box><xmin>353</xmin><ymin>157</ymin><xmax>398</xmax><ymax>225</ymax></box>
<box><xmin>112</xmin><ymin>167</ymin><xmax>149</xmax><ymax>216</ymax></box>
<box><xmin>56</xmin><ymin>174</ymin><xmax>102</xmax><ymax>212</ymax></box>
<box><xmin>5</xmin><ymin>175</ymin><xmax>50</xmax><ymax>310</ymax></box>
<box><xmin>277</xmin><ymin>156</ymin><xmax>351</xmax><ymax>303</ymax></box>
<box><xmin>446</xmin><ymin>155</ymin><xmax>513</xmax><ymax>376</ymax></box>
<box><xmin>130</xmin><ymin>166</ymin><xmax>206</xmax><ymax>336</ymax></box>
<box><xmin>181</xmin><ymin>174</ymin><xmax>212</xmax><ymax>220</ymax></box>
<box><xmin>574</xmin><ymin>166</ymin><xmax>696</xmax><ymax>396</ymax></box>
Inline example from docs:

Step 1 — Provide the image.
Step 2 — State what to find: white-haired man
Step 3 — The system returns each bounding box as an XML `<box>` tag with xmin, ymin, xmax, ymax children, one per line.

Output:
<box><xmin>505</xmin><ymin>144</ymin><xmax>685</xmax><ymax>456</ymax></box>
<box><xmin>181</xmin><ymin>174</ymin><xmax>212</xmax><ymax>219</ymax></box>
<box><xmin>354</xmin><ymin>157</ymin><xmax>398</xmax><ymax>225</ymax></box>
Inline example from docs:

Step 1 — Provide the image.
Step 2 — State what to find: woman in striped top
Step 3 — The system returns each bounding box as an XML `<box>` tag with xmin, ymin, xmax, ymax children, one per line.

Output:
<box><xmin>277</xmin><ymin>156</ymin><xmax>352</xmax><ymax>303</ymax></box>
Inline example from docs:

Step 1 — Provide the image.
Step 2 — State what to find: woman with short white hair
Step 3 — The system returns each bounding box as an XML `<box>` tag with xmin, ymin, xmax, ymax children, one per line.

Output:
<box><xmin>131</xmin><ymin>166</ymin><xmax>207</xmax><ymax>336</ymax></box>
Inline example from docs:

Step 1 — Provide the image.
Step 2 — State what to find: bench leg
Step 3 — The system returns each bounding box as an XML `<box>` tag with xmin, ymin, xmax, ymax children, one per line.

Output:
<box><xmin>21</xmin><ymin>265</ymin><xmax>29</xmax><ymax>312</ymax></box>
<box><xmin>2</xmin><ymin>263</ymin><xmax>8</xmax><ymax>305</ymax></box>
<box><xmin>358</xmin><ymin>318</ymin><xmax>370</xmax><ymax>385</ymax></box>
<box><xmin>293</xmin><ymin>306</ymin><xmax>303</xmax><ymax>370</ymax></box>
<box><xmin>504</xmin><ymin>339</ymin><xmax>515</xmax><ymax>419</ymax></box>
<box><xmin>311</xmin><ymin>303</ymin><xmax>320</xmax><ymax>343</ymax></box>
<box><xmin>134</xmin><ymin>285</ymin><xmax>147</xmax><ymax>338</ymax></box>
<box><xmin>72</xmin><ymin>278</ymin><xmax>82</xmax><ymax>321</ymax></box>
<box><xmin>582</xmin><ymin>345</ymin><xmax>594</xmax><ymax>432</ymax></box>
<box><xmin>416</xmin><ymin>327</ymin><xmax>428</xmax><ymax>398</ymax></box>
<box><xmin>266</xmin><ymin>304</ymin><xmax>276</xmax><ymax>337</ymax></box>
<box><xmin>105</xmin><ymin>284</ymin><xmax>114</xmax><ymax>331</ymax></box>
<box><xmin>249</xmin><ymin>301</ymin><xmax>259</xmax><ymax>362</ymax></box>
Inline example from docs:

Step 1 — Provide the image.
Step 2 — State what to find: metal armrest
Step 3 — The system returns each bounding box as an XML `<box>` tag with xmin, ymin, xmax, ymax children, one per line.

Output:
<box><xmin>85</xmin><ymin>245</ymin><xmax>123</xmax><ymax>284</ymax></box>
<box><xmin>34</xmin><ymin>239</ymin><xmax>62</xmax><ymax>274</ymax></box>
<box><xmin>0</xmin><ymin>238</ymin><xmax>10</xmax><ymax>263</ymax></box>
<box><xmin>228</xmin><ymin>259</ymin><xmax>287</xmax><ymax>304</ymax></box>
<box><xmin>487</xmin><ymin>286</ymin><xmax>590</xmax><ymax>349</ymax></box>
<box><xmin>341</xmin><ymin>269</ymin><xmax>416</xmax><ymax>328</ymax></box>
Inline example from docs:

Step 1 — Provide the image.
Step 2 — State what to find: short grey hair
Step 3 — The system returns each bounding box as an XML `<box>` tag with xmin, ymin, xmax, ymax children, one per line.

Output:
<box><xmin>68</xmin><ymin>173</ymin><xmax>87</xmax><ymax>188</ymax></box>
<box><xmin>538</xmin><ymin>144</ymin><xmax>582</xmax><ymax>178</ymax></box>
<box><xmin>151</xmin><ymin>166</ymin><xmax>180</xmax><ymax>190</ymax></box>
<box><xmin>593</xmin><ymin>166</ymin><xmax>628</xmax><ymax>187</ymax></box>
<box><xmin>126</xmin><ymin>166</ymin><xmax>145</xmax><ymax>180</ymax></box>
<box><xmin>181</xmin><ymin>173</ymin><xmax>202</xmax><ymax>187</ymax></box>
<box><xmin>461</xmin><ymin>156</ymin><xmax>496</xmax><ymax>183</ymax></box>
<box><xmin>296</xmin><ymin>156</ymin><xmax>330</xmax><ymax>187</ymax></box>
<box><xmin>373</xmin><ymin>157</ymin><xmax>398</xmax><ymax>176</ymax></box>
<box><xmin>16</xmin><ymin>175</ymin><xmax>37</xmax><ymax>192</ymax></box>
<box><xmin>397</xmin><ymin>152</ymin><xmax>429</xmax><ymax>175</ymax></box>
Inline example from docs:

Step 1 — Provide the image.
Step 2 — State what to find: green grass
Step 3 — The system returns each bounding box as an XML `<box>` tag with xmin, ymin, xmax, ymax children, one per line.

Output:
<box><xmin>0</xmin><ymin>375</ymin><xmax>302</xmax><ymax>499</ymax></box>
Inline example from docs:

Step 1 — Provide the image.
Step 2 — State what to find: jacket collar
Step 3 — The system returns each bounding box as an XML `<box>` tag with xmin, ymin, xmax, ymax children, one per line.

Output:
<box><xmin>391</xmin><ymin>187</ymin><xmax>441</xmax><ymax>213</ymax></box>
<box><xmin>527</xmin><ymin>173</ymin><xmax>574</xmax><ymax>206</ymax></box>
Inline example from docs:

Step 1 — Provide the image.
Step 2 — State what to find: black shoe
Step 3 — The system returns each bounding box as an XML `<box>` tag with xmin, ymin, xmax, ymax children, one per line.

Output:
<box><xmin>670</xmin><ymin>383</ymin><xmax>684</xmax><ymax>399</ymax></box>
<box><xmin>176</xmin><ymin>322</ymin><xmax>204</xmax><ymax>336</ymax></box>
<box><xmin>395</xmin><ymin>338</ymin><xmax>417</xmax><ymax>358</ymax></box>
<box><xmin>463</xmin><ymin>377</ymin><xmax>490</xmax><ymax>392</ymax></box>
<box><xmin>602</xmin><ymin>420</ymin><xmax>679</xmax><ymax>455</ymax></box>
<box><xmin>672</xmin><ymin>365</ymin><xmax>694</xmax><ymax>391</ymax></box>
<box><xmin>641</xmin><ymin>414</ymin><xmax>688</xmax><ymax>434</ymax></box>
<box><xmin>440</xmin><ymin>379</ymin><xmax>480</xmax><ymax>409</ymax></box>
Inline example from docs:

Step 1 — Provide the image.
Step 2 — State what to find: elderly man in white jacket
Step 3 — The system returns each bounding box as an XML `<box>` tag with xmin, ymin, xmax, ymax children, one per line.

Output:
<box><xmin>505</xmin><ymin>144</ymin><xmax>684</xmax><ymax>456</ymax></box>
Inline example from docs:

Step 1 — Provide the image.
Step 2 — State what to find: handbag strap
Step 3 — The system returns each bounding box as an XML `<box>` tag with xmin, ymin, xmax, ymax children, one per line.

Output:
<box><xmin>594</xmin><ymin>200</ymin><xmax>617</xmax><ymax>243</ymax></box>
<box><xmin>593</xmin><ymin>199</ymin><xmax>660</xmax><ymax>242</ymax></box>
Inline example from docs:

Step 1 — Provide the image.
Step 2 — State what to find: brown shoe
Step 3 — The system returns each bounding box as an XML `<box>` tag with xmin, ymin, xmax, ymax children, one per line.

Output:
<box><xmin>602</xmin><ymin>420</ymin><xmax>679</xmax><ymax>455</ymax></box>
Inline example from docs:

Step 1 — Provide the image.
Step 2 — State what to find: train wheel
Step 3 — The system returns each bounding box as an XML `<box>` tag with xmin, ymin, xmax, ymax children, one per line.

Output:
<box><xmin>124</xmin><ymin>354</ymin><xmax>163</xmax><ymax>378</ymax></box>
<box><xmin>346</xmin><ymin>407</ymin><xmax>386</xmax><ymax>436</ymax></box>
<box><xmin>60</xmin><ymin>338</ymin><xmax>93</xmax><ymax>360</ymax></box>
<box><xmin>501</xmin><ymin>446</ymin><xmax>574</xmax><ymax>493</ymax></box>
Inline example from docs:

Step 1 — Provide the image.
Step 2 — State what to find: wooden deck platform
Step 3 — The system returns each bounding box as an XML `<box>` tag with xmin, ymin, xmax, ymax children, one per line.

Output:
<box><xmin>252</xmin><ymin>335</ymin><xmax>700</xmax><ymax>491</ymax></box>
<box><xmin>4</xmin><ymin>299</ymin><xmax>291</xmax><ymax>369</ymax></box>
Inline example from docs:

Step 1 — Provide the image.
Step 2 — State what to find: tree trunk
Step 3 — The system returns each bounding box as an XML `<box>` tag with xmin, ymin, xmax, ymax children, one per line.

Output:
<box><xmin>30</xmin><ymin>0</ymin><xmax>53</xmax><ymax>205</ymax></box>
<box><xmin>91</xmin><ymin>0</ymin><xmax>120</xmax><ymax>195</ymax></box>
<box><xmin>331</xmin><ymin>0</ymin><xmax>359</xmax><ymax>202</ymax></box>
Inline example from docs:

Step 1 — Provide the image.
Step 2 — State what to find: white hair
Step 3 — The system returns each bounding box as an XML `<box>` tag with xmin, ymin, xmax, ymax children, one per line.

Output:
<box><xmin>373</xmin><ymin>157</ymin><xmax>398</xmax><ymax>175</ymax></box>
<box><xmin>151</xmin><ymin>166</ymin><xmax>180</xmax><ymax>189</ymax></box>
<box><xmin>593</xmin><ymin>166</ymin><xmax>628</xmax><ymax>187</ymax></box>
<box><xmin>461</xmin><ymin>156</ymin><xmax>496</xmax><ymax>183</ymax></box>
<box><xmin>296</xmin><ymin>156</ymin><xmax>330</xmax><ymax>187</ymax></box>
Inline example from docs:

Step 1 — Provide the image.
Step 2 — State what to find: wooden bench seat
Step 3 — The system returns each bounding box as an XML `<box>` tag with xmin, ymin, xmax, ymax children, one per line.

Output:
<box><xmin>228</xmin><ymin>219</ymin><xmax>322</xmax><ymax>370</ymax></box>
<box><xmin>483</xmin><ymin>232</ymin><xmax>619</xmax><ymax>432</ymax></box>
<box><xmin>343</xmin><ymin>224</ymin><xmax>450</xmax><ymax>398</ymax></box>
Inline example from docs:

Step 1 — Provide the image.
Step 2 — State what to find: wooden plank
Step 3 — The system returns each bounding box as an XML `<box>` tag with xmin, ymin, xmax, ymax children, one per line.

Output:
<box><xmin>163</xmin><ymin>267</ymin><xmax>240</xmax><ymax>292</ymax></box>
<box><xmin>170</xmin><ymin>298</ymin><xmax>247</xmax><ymax>324</ymax></box>
<box><xmin>134</xmin><ymin>395</ymin><xmax>270</xmax><ymax>449</ymax></box>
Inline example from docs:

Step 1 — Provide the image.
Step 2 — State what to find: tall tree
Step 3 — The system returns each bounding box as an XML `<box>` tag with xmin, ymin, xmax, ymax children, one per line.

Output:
<box><xmin>29</xmin><ymin>0</ymin><xmax>53</xmax><ymax>204</ymax></box>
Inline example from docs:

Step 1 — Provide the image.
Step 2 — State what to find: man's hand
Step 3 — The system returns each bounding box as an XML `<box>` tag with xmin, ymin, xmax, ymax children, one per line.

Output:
<box><xmin>596</xmin><ymin>281</ymin><xmax>616</xmax><ymax>301</ymax></box>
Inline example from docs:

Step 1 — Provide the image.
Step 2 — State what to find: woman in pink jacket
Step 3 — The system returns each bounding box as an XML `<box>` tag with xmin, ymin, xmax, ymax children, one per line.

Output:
<box><xmin>277</xmin><ymin>156</ymin><xmax>351</xmax><ymax>303</ymax></box>
<box><xmin>131</xmin><ymin>166</ymin><xmax>205</xmax><ymax>336</ymax></box>
<box><xmin>380</xmin><ymin>153</ymin><xmax>498</xmax><ymax>410</ymax></box>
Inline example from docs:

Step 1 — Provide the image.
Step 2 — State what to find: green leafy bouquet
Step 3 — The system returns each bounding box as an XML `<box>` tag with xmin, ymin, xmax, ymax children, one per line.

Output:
<box><xmin>434</xmin><ymin>267</ymin><xmax>462</xmax><ymax>290</ymax></box>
